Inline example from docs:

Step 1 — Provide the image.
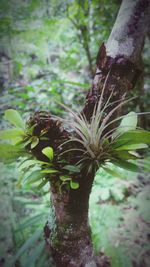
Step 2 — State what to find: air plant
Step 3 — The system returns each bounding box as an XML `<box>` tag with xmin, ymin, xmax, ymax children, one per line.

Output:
<box><xmin>0</xmin><ymin>82</ymin><xmax>150</xmax><ymax>189</ymax></box>
<box><xmin>58</xmin><ymin>83</ymin><xmax>150</xmax><ymax>176</ymax></box>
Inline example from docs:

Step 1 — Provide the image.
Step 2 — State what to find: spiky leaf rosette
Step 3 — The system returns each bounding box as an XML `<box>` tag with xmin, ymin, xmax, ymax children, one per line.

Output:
<box><xmin>59</xmin><ymin>92</ymin><xmax>150</xmax><ymax>176</ymax></box>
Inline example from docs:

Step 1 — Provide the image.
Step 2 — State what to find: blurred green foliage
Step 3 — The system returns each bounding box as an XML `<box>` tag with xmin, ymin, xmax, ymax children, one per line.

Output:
<box><xmin>90</xmin><ymin>164</ymin><xmax>150</xmax><ymax>267</ymax></box>
<box><xmin>0</xmin><ymin>0</ymin><xmax>150</xmax><ymax>267</ymax></box>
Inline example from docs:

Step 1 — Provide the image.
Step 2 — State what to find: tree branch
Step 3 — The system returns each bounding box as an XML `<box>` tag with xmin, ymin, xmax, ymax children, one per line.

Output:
<box><xmin>83</xmin><ymin>0</ymin><xmax>150</xmax><ymax>120</ymax></box>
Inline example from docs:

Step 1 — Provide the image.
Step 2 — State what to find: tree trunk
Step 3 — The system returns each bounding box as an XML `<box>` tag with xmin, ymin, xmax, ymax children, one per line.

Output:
<box><xmin>44</xmin><ymin>173</ymin><xmax>96</xmax><ymax>267</ymax></box>
<box><xmin>32</xmin><ymin>1</ymin><xmax>150</xmax><ymax>266</ymax></box>
<box><xmin>83</xmin><ymin>0</ymin><xmax>150</xmax><ymax>119</ymax></box>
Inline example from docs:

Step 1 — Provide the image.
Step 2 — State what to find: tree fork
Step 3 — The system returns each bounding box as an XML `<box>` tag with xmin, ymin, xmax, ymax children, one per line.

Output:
<box><xmin>28</xmin><ymin>112</ymin><xmax>104</xmax><ymax>266</ymax></box>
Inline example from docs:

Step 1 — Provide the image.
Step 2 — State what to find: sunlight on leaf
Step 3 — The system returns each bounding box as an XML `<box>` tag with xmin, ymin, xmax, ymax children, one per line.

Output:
<box><xmin>113</xmin><ymin>111</ymin><xmax>137</xmax><ymax>137</ymax></box>
<box><xmin>42</xmin><ymin>147</ymin><xmax>54</xmax><ymax>161</ymax></box>
<box><xmin>0</xmin><ymin>128</ymin><xmax>24</xmax><ymax>141</ymax></box>
<box><xmin>4</xmin><ymin>109</ymin><xmax>25</xmax><ymax>129</ymax></box>
<box><xmin>70</xmin><ymin>180</ymin><xmax>79</xmax><ymax>189</ymax></box>
<box><xmin>115</xmin><ymin>143</ymin><xmax>148</xmax><ymax>151</ymax></box>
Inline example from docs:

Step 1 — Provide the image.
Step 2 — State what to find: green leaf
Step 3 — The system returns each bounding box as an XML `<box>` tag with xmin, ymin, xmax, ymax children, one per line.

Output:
<box><xmin>19</xmin><ymin>159</ymin><xmax>37</xmax><ymax>170</ymax></box>
<box><xmin>113</xmin><ymin>151</ymin><xmax>140</xmax><ymax>160</ymax></box>
<box><xmin>19</xmin><ymin>159</ymin><xmax>51</xmax><ymax>170</ymax></box>
<box><xmin>115</xmin><ymin>143</ymin><xmax>148</xmax><ymax>151</ymax></box>
<box><xmin>42</xmin><ymin>147</ymin><xmax>54</xmax><ymax>161</ymax></box>
<box><xmin>70</xmin><ymin>180</ymin><xmax>79</xmax><ymax>189</ymax></box>
<box><xmin>41</xmin><ymin>169</ymin><xmax>58</xmax><ymax>174</ymax></box>
<box><xmin>112</xmin><ymin>129</ymin><xmax>150</xmax><ymax>148</ymax></box>
<box><xmin>31</xmin><ymin>136</ymin><xmax>39</xmax><ymax>149</ymax></box>
<box><xmin>114</xmin><ymin>111</ymin><xmax>137</xmax><ymax>137</ymax></box>
<box><xmin>63</xmin><ymin>164</ymin><xmax>80</xmax><ymax>173</ymax></box>
<box><xmin>0</xmin><ymin>128</ymin><xmax>24</xmax><ymax>141</ymax></box>
<box><xmin>0</xmin><ymin>143</ymin><xmax>24</xmax><ymax>162</ymax></box>
<box><xmin>24</xmin><ymin>170</ymin><xmax>45</xmax><ymax>184</ymax></box>
<box><xmin>4</xmin><ymin>109</ymin><xmax>25</xmax><ymax>129</ymax></box>
<box><xmin>111</xmin><ymin>159</ymin><xmax>139</xmax><ymax>172</ymax></box>
<box><xmin>103</xmin><ymin>166</ymin><xmax>123</xmax><ymax>178</ymax></box>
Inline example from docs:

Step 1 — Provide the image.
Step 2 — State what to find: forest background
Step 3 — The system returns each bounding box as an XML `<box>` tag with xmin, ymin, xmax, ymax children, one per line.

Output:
<box><xmin>0</xmin><ymin>1</ymin><xmax>150</xmax><ymax>267</ymax></box>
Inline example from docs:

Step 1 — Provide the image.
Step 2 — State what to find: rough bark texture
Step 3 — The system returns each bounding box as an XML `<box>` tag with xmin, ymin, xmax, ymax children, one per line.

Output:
<box><xmin>44</xmin><ymin>173</ymin><xmax>96</xmax><ymax>267</ymax></box>
<box><xmin>31</xmin><ymin>1</ymin><xmax>150</xmax><ymax>266</ymax></box>
<box><xmin>83</xmin><ymin>0</ymin><xmax>150</xmax><ymax>120</ymax></box>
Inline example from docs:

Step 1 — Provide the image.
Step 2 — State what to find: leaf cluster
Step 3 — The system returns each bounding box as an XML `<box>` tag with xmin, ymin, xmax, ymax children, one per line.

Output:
<box><xmin>60</xmin><ymin>88</ymin><xmax>150</xmax><ymax>177</ymax></box>
<box><xmin>0</xmin><ymin>109</ymin><xmax>80</xmax><ymax>191</ymax></box>
<box><xmin>1</xmin><ymin>97</ymin><xmax>150</xmax><ymax>191</ymax></box>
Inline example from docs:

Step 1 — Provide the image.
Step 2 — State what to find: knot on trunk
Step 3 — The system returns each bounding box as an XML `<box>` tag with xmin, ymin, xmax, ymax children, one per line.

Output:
<box><xmin>83</xmin><ymin>43</ymin><xmax>142</xmax><ymax>121</ymax></box>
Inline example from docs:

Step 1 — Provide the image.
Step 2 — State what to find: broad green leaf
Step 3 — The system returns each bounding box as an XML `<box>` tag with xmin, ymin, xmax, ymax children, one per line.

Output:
<box><xmin>113</xmin><ymin>151</ymin><xmax>140</xmax><ymax>160</ymax></box>
<box><xmin>42</xmin><ymin>147</ymin><xmax>54</xmax><ymax>160</ymax></box>
<box><xmin>115</xmin><ymin>143</ymin><xmax>148</xmax><ymax>151</ymax></box>
<box><xmin>41</xmin><ymin>169</ymin><xmax>58</xmax><ymax>174</ymax></box>
<box><xmin>121</xmin><ymin>129</ymin><xmax>150</xmax><ymax>143</ymax></box>
<box><xmin>103</xmin><ymin>166</ymin><xmax>123</xmax><ymax>178</ymax></box>
<box><xmin>111</xmin><ymin>159</ymin><xmax>139</xmax><ymax>172</ymax></box>
<box><xmin>19</xmin><ymin>160</ymin><xmax>39</xmax><ymax>170</ymax></box>
<box><xmin>0</xmin><ymin>128</ymin><xmax>24</xmax><ymax>141</ymax></box>
<box><xmin>19</xmin><ymin>159</ymin><xmax>51</xmax><ymax>170</ymax></box>
<box><xmin>70</xmin><ymin>180</ymin><xmax>79</xmax><ymax>189</ymax></box>
<box><xmin>31</xmin><ymin>136</ymin><xmax>39</xmax><ymax>149</ymax></box>
<box><xmin>63</xmin><ymin>164</ymin><xmax>80</xmax><ymax>173</ymax></box>
<box><xmin>0</xmin><ymin>143</ymin><xmax>24</xmax><ymax>162</ymax></box>
<box><xmin>112</xmin><ymin>130</ymin><xmax>150</xmax><ymax>148</ymax></box>
<box><xmin>4</xmin><ymin>109</ymin><xmax>25</xmax><ymax>129</ymax></box>
<box><xmin>24</xmin><ymin>171</ymin><xmax>45</xmax><ymax>184</ymax></box>
<box><xmin>114</xmin><ymin>111</ymin><xmax>137</xmax><ymax>137</ymax></box>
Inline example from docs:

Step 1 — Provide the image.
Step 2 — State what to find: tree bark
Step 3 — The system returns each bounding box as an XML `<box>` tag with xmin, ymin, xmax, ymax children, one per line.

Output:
<box><xmin>83</xmin><ymin>0</ymin><xmax>150</xmax><ymax>120</ymax></box>
<box><xmin>44</xmin><ymin>173</ymin><xmax>97</xmax><ymax>267</ymax></box>
<box><xmin>32</xmin><ymin>1</ymin><xmax>150</xmax><ymax>266</ymax></box>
